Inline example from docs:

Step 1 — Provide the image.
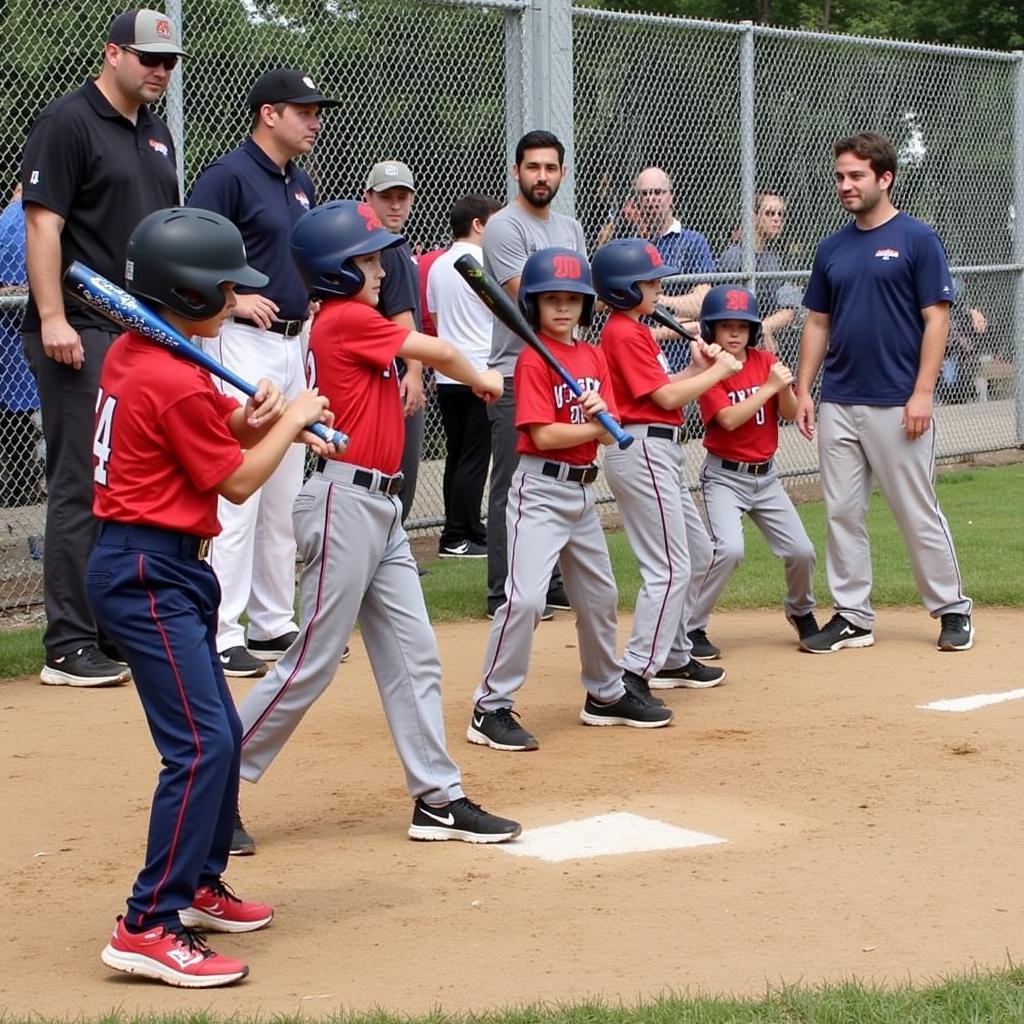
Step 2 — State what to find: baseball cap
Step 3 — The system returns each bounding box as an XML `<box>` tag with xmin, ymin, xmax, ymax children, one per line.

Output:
<box><xmin>247</xmin><ymin>69</ymin><xmax>340</xmax><ymax>111</ymax></box>
<box><xmin>106</xmin><ymin>9</ymin><xmax>187</xmax><ymax>55</ymax></box>
<box><xmin>365</xmin><ymin>161</ymin><xmax>415</xmax><ymax>192</ymax></box>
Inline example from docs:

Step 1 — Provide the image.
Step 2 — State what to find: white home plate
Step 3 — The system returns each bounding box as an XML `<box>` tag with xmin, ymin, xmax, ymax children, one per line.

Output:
<box><xmin>917</xmin><ymin>688</ymin><xmax>1024</xmax><ymax>713</ymax></box>
<box><xmin>499</xmin><ymin>812</ymin><xmax>727</xmax><ymax>862</ymax></box>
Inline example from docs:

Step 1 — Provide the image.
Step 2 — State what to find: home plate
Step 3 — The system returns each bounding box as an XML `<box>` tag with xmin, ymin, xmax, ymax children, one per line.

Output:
<box><xmin>499</xmin><ymin>812</ymin><xmax>727</xmax><ymax>862</ymax></box>
<box><xmin>917</xmin><ymin>688</ymin><xmax>1024</xmax><ymax>713</ymax></box>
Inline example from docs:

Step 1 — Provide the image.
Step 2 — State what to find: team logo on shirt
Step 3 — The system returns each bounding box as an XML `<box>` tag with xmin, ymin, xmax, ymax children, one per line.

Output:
<box><xmin>553</xmin><ymin>377</ymin><xmax>600</xmax><ymax>413</ymax></box>
<box><xmin>294</xmin><ymin>189</ymin><xmax>310</xmax><ymax>209</ymax></box>
<box><xmin>148</xmin><ymin>139</ymin><xmax>169</xmax><ymax>158</ymax></box>
<box><xmin>875</xmin><ymin>248</ymin><xmax>900</xmax><ymax>261</ymax></box>
<box><xmin>30</xmin><ymin>170</ymin><xmax>40</xmax><ymax>184</ymax></box>
<box><xmin>357</xmin><ymin>203</ymin><xmax>384</xmax><ymax>231</ymax></box>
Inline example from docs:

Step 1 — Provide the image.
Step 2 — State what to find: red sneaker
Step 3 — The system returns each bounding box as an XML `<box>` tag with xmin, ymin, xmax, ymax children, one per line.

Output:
<box><xmin>100</xmin><ymin>915</ymin><xmax>248</xmax><ymax>988</ymax></box>
<box><xmin>178</xmin><ymin>879</ymin><xmax>274</xmax><ymax>933</ymax></box>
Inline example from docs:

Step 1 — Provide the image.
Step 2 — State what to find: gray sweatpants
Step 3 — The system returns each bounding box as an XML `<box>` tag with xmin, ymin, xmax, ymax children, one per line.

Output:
<box><xmin>238</xmin><ymin>461</ymin><xmax>464</xmax><ymax>805</ymax></box>
<box><xmin>818</xmin><ymin>402</ymin><xmax>971</xmax><ymax>629</ymax></box>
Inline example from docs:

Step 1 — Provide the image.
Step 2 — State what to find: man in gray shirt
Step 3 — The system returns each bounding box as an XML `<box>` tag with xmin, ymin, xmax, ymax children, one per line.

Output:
<box><xmin>482</xmin><ymin>130</ymin><xmax>586</xmax><ymax>616</ymax></box>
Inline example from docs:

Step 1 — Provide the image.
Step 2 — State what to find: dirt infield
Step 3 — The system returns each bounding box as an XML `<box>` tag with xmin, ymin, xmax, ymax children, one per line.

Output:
<box><xmin>3</xmin><ymin>607</ymin><xmax>1022</xmax><ymax>1017</ymax></box>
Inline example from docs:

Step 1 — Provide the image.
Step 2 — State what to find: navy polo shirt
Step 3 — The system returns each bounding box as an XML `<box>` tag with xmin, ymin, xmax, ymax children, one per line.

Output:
<box><xmin>20</xmin><ymin>80</ymin><xmax>179</xmax><ymax>332</ymax></box>
<box><xmin>187</xmin><ymin>139</ymin><xmax>315</xmax><ymax>321</ymax></box>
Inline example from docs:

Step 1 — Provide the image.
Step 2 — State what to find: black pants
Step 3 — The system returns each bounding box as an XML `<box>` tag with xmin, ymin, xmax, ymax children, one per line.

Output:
<box><xmin>436</xmin><ymin>383</ymin><xmax>489</xmax><ymax>548</ymax></box>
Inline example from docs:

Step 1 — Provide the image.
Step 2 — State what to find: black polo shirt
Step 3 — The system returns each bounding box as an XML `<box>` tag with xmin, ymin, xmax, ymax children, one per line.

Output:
<box><xmin>20</xmin><ymin>80</ymin><xmax>179</xmax><ymax>332</ymax></box>
<box><xmin>378</xmin><ymin>240</ymin><xmax>421</xmax><ymax>330</ymax></box>
<box><xmin>187</xmin><ymin>139</ymin><xmax>316</xmax><ymax>322</ymax></box>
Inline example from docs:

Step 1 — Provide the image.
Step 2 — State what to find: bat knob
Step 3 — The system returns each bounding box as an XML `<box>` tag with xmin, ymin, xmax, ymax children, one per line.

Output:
<box><xmin>617</xmin><ymin>434</ymin><xmax>635</xmax><ymax>450</ymax></box>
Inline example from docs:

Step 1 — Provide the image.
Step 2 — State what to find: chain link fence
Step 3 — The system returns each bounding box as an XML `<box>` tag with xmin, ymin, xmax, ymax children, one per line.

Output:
<box><xmin>0</xmin><ymin>0</ymin><xmax>1021</xmax><ymax>611</ymax></box>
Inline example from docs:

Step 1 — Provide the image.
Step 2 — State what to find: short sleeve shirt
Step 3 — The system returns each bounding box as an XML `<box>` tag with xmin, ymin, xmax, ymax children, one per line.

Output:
<box><xmin>699</xmin><ymin>348</ymin><xmax>780</xmax><ymax>464</ymax></box>
<box><xmin>378</xmin><ymin>240</ymin><xmax>421</xmax><ymax>329</ymax></box>
<box><xmin>599</xmin><ymin>311</ymin><xmax>682</xmax><ymax>427</ymax></box>
<box><xmin>93</xmin><ymin>334</ymin><xmax>242</xmax><ymax>535</ymax></box>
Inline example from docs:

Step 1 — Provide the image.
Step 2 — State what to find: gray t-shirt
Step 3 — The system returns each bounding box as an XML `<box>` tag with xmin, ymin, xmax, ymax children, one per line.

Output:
<box><xmin>481</xmin><ymin>201</ymin><xmax>587</xmax><ymax>375</ymax></box>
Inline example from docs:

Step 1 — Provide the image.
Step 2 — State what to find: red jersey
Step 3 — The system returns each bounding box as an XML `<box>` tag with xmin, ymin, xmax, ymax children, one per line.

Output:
<box><xmin>93</xmin><ymin>333</ymin><xmax>243</xmax><ymax>536</ymax></box>
<box><xmin>307</xmin><ymin>298</ymin><xmax>411</xmax><ymax>474</ymax></box>
<box><xmin>599</xmin><ymin>310</ymin><xmax>682</xmax><ymax>427</ymax></box>
<box><xmin>514</xmin><ymin>335</ymin><xmax>618</xmax><ymax>466</ymax></box>
<box><xmin>415</xmin><ymin>246</ymin><xmax>446</xmax><ymax>337</ymax></box>
<box><xmin>699</xmin><ymin>347</ymin><xmax>780</xmax><ymax>463</ymax></box>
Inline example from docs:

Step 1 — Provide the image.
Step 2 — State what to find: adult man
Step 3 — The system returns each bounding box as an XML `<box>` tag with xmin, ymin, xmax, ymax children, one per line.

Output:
<box><xmin>427</xmin><ymin>194</ymin><xmax>503</xmax><ymax>558</ymax></box>
<box><xmin>188</xmin><ymin>68</ymin><xmax>339</xmax><ymax>678</ymax></box>
<box><xmin>363</xmin><ymin>160</ymin><xmax>425</xmax><ymax>526</ymax></box>
<box><xmin>482</xmin><ymin>130</ymin><xmax>586</xmax><ymax>617</ymax></box>
<box><xmin>20</xmin><ymin>9</ymin><xmax>184</xmax><ymax>686</ymax></box>
<box><xmin>795</xmin><ymin>131</ymin><xmax>973</xmax><ymax>654</ymax></box>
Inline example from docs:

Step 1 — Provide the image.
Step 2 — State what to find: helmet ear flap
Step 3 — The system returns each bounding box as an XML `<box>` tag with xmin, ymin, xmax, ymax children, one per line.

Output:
<box><xmin>700</xmin><ymin>319</ymin><xmax>714</xmax><ymax>343</ymax></box>
<box><xmin>520</xmin><ymin>293</ymin><xmax>539</xmax><ymax>329</ymax></box>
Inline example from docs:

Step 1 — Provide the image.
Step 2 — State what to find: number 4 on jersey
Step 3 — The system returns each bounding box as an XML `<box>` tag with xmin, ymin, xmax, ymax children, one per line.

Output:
<box><xmin>94</xmin><ymin>389</ymin><xmax>118</xmax><ymax>486</ymax></box>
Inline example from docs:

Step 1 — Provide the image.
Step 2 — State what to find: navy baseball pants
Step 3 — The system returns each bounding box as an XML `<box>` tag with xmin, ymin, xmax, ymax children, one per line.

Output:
<box><xmin>86</xmin><ymin>522</ymin><xmax>239</xmax><ymax>932</ymax></box>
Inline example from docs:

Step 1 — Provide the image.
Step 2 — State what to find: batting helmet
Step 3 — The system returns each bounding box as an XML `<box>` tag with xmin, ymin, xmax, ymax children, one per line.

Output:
<box><xmin>291</xmin><ymin>200</ymin><xmax>403</xmax><ymax>299</ymax></box>
<box><xmin>125</xmin><ymin>207</ymin><xmax>267</xmax><ymax>320</ymax></box>
<box><xmin>591</xmin><ymin>239</ymin><xmax>678</xmax><ymax>310</ymax></box>
<box><xmin>699</xmin><ymin>284</ymin><xmax>762</xmax><ymax>345</ymax></box>
<box><xmin>518</xmin><ymin>247</ymin><xmax>596</xmax><ymax>329</ymax></box>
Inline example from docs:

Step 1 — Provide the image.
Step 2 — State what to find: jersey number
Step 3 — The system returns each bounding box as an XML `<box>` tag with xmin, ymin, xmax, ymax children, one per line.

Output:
<box><xmin>93</xmin><ymin>389</ymin><xmax>118</xmax><ymax>486</ymax></box>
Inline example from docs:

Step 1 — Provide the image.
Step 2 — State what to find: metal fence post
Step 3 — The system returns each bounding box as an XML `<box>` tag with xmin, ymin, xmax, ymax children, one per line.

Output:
<box><xmin>739</xmin><ymin>21</ymin><xmax>756</xmax><ymax>283</ymax></box>
<box><xmin>166</xmin><ymin>0</ymin><xmax>185</xmax><ymax>196</ymax></box>
<box><xmin>1013</xmin><ymin>51</ymin><xmax>1024</xmax><ymax>443</ymax></box>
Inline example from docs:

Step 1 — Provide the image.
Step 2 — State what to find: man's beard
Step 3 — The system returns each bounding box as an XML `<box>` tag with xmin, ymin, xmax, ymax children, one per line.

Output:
<box><xmin>522</xmin><ymin>182</ymin><xmax>558</xmax><ymax>208</ymax></box>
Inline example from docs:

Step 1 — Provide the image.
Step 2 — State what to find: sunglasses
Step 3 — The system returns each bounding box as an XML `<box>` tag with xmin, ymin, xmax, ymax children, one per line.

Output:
<box><xmin>636</xmin><ymin>188</ymin><xmax>670</xmax><ymax>197</ymax></box>
<box><xmin>122</xmin><ymin>46</ymin><xmax>179</xmax><ymax>70</ymax></box>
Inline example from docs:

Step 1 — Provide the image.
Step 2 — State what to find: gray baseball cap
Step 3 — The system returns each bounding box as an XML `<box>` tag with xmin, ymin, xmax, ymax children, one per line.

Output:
<box><xmin>365</xmin><ymin>161</ymin><xmax>415</xmax><ymax>192</ymax></box>
<box><xmin>107</xmin><ymin>9</ymin><xmax>187</xmax><ymax>55</ymax></box>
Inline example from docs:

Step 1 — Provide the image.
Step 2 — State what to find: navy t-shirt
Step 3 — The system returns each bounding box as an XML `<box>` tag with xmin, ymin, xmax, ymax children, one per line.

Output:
<box><xmin>803</xmin><ymin>212</ymin><xmax>953</xmax><ymax>406</ymax></box>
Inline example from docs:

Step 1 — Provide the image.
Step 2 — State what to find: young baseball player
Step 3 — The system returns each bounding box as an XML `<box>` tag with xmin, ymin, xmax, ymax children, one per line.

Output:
<box><xmin>236</xmin><ymin>200</ymin><xmax>521</xmax><ymax>843</ymax></box>
<box><xmin>468</xmin><ymin>246</ymin><xmax>673</xmax><ymax>752</ymax></box>
<box><xmin>689</xmin><ymin>284</ymin><xmax>818</xmax><ymax>651</ymax></box>
<box><xmin>87</xmin><ymin>206</ymin><xmax>336</xmax><ymax>988</ymax></box>
<box><xmin>593</xmin><ymin>239</ymin><xmax>741</xmax><ymax>697</ymax></box>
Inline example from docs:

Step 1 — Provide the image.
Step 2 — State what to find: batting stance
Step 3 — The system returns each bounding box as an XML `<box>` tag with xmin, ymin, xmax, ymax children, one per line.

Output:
<box><xmin>237</xmin><ymin>201</ymin><xmax>521</xmax><ymax>843</ymax></box>
<box><xmin>690</xmin><ymin>285</ymin><xmax>818</xmax><ymax>652</ymax></box>
<box><xmin>87</xmin><ymin>208</ymin><xmax>336</xmax><ymax>988</ymax></box>
<box><xmin>593</xmin><ymin>240</ymin><xmax>739</xmax><ymax>694</ymax></box>
<box><xmin>468</xmin><ymin>247</ymin><xmax>673</xmax><ymax>753</ymax></box>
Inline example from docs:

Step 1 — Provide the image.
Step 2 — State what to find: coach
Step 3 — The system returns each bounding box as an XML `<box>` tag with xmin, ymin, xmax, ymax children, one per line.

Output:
<box><xmin>21</xmin><ymin>9</ymin><xmax>184</xmax><ymax>687</ymax></box>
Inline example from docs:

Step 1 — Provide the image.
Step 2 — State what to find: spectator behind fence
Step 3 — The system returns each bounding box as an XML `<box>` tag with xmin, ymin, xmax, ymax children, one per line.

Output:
<box><xmin>427</xmin><ymin>193</ymin><xmax>503</xmax><ymax>559</ymax></box>
<box><xmin>1</xmin><ymin>183</ymin><xmax>42</xmax><ymax>508</ymax></box>
<box><xmin>20</xmin><ymin>9</ymin><xmax>184</xmax><ymax>687</ymax></box>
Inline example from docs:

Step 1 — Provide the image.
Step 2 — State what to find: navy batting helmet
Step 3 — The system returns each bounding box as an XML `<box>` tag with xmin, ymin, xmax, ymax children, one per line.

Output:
<box><xmin>591</xmin><ymin>238</ymin><xmax>678</xmax><ymax>311</ymax></box>
<box><xmin>126</xmin><ymin>207</ymin><xmax>267</xmax><ymax>320</ymax></box>
<box><xmin>518</xmin><ymin>247</ymin><xmax>596</xmax><ymax>329</ymax></box>
<box><xmin>291</xmin><ymin>200</ymin><xmax>403</xmax><ymax>299</ymax></box>
<box><xmin>699</xmin><ymin>284</ymin><xmax>762</xmax><ymax>345</ymax></box>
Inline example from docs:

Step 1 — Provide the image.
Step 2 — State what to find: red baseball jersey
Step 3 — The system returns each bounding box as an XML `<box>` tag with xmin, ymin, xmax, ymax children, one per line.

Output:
<box><xmin>93</xmin><ymin>333</ymin><xmax>243</xmax><ymax>535</ymax></box>
<box><xmin>599</xmin><ymin>310</ymin><xmax>683</xmax><ymax>426</ymax></box>
<box><xmin>699</xmin><ymin>347</ymin><xmax>780</xmax><ymax>463</ymax></box>
<box><xmin>514</xmin><ymin>335</ymin><xmax>618</xmax><ymax>465</ymax></box>
<box><xmin>307</xmin><ymin>298</ymin><xmax>411</xmax><ymax>474</ymax></box>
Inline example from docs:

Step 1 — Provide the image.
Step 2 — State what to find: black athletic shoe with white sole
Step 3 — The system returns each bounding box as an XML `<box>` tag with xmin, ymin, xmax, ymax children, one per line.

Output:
<box><xmin>787</xmin><ymin>611</ymin><xmax>820</xmax><ymax>643</ymax></box>
<box><xmin>687</xmin><ymin>629</ymin><xmax>721</xmax><ymax>660</ymax></box>
<box><xmin>467</xmin><ymin>706</ymin><xmax>540</xmax><ymax>751</ymax></box>
<box><xmin>622</xmin><ymin>670</ymin><xmax>666</xmax><ymax>707</ymax></box>
<box><xmin>246</xmin><ymin>631</ymin><xmax>298</xmax><ymax>661</ymax></box>
<box><xmin>229</xmin><ymin>809</ymin><xmax>256</xmax><ymax>856</ymax></box>
<box><xmin>799</xmin><ymin>612</ymin><xmax>874</xmax><ymax>653</ymax></box>
<box><xmin>579</xmin><ymin>688</ymin><xmax>673</xmax><ymax>728</ymax></box>
<box><xmin>937</xmin><ymin>613</ymin><xmax>974</xmax><ymax>651</ymax></box>
<box><xmin>40</xmin><ymin>645</ymin><xmax>132</xmax><ymax>687</ymax></box>
<box><xmin>650</xmin><ymin>658</ymin><xmax>726</xmax><ymax>689</ymax></box>
<box><xmin>408</xmin><ymin>797</ymin><xmax>522</xmax><ymax>843</ymax></box>
<box><xmin>218</xmin><ymin>646</ymin><xmax>268</xmax><ymax>677</ymax></box>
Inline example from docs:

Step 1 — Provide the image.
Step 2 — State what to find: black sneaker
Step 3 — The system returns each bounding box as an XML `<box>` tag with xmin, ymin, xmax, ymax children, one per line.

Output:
<box><xmin>622</xmin><ymin>669</ymin><xmax>666</xmax><ymax>707</ymax></box>
<box><xmin>467</xmin><ymin>706</ymin><xmax>539</xmax><ymax>751</ymax></box>
<box><xmin>218</xmin><ymin>646</ymin><xmax>268</xmax><ymax>678</ymax></box>
<box><xmin>545</xmin><ymin>584</ymin><xmax>571</xmax><ymax>610</ymax></box>
<box><xmin>408</xmin><ymin>797</ymin><xmax>522</xmax><ymax>843</ymax></box>
<box><xmin>651</xmin><ymin>659</ymin><xmax>726</xmax><ymax>689</ymax></box>
<box><xmin>486</xmin><ymin>602</ymin><xmax>553</xmax><ymax>622</ymax></box>
<box><xmin>687</xmin><ymin>628</ymin><xmax>721</xmax><ymax>660</ymax></box>
<box><xmin>579</xmin><ymin>688</ymin><xmax>673</xmax><ymax>728</ymax></box>
<box><xmin>229</xmin><ymin>809</ymin><xmax>256</xmax><ymax>856</ymax></box>
<box><xmin>246</xmin><ymin>631</ymin><xmax>298</xmax><ymax>661</ymax></box>
<box><xmin>40</xmin><ymin>645</ymin><xmax>131</xmax><ymax>687</ymax></box>
<box><xmin>439</xmin><ymin>540</ymin><xmax>487</xmax><ymax>558</ymax></box>
<box><xmin>788</xmin><ymin>611</ymin><xmax>820</xmax><ymax>643</ymax></box>
<box><xmin>937</xmin><ymin>613</ymin><xmax>974</xmax><ymax>652</ymax></box>
<box><xmin>799</xmin><ymin>613</ymin><xmax>874</xmax><ymax>653</ymax></box>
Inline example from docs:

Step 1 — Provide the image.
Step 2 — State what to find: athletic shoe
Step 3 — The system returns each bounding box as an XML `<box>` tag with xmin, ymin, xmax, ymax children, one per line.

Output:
<box><xmin>486</xmin><ymin>602</ymin><xmax>553</xmax><ymax>622</ymax></box>
<box><xmin>579</xmin><ymin>688</ymin><xmax>673</xmax><ymax>728</ymax></box>
<box><xmin>545</xmin><ymin>584</ymin><xmax>571</xmax><ymax>610</ymax></box>
<box><xmin>246</xmin><ymin>631</ymin><xmax>298</xmax><ymax>661</ymax></box>
<box><xmin>621</xmin><ymin>669</ymin><xmax>666</xmax><ymax>707</ymax></box>
<box><xmin>937</xmin><ymin>613</ymin><xmax>975</xmax><ymax>652</ymax></box>
<box><xmin>788</xmin><ymin>611</ymin><xmax>820</xmax><ymax>643</ymax></box>
<box><xmin>687</xmin><ymin>628</ymin><xmax>721</xmax><ymax>660</ymax></box>
<box><xmin>439</xmin><ymin>540</ymin><xmax>487</xmax><ymax>558</ymax></box>
<box><xmin>341</xmin><ymin>645</ymin><xmax>351</xmax><ymax>662</ymax></box>
<box><xmin>650</xmin><ymin>659</ymin><xmax>726</xmax><ymax>689</ymax></box>
<box><xmin>408</xmin><ymin>797</ymin><xmax>522</xmax><ymax>843</ymax></box>
<box><xmin>229</xmin><ymin>809</ymin><xmax>256</xmax><ymax>857</ymax></box>
<box><xmin>467</xmin><ymin>706</ymin><xmax>539</xmax><ymax>751</ymax></box>
<box><xmin>100</xmin><ymin>916</ymin><xmax>248</xmax><ymax>988</ymax></box>
<box><xmin>799</xmin><ymin>613</ymin><xmax>874</xmax><ymax>653</ymax></box>
<box><xmin>218</xmin><ymin>646</ymin><xmax>267</xmax><ymax>678</ymax></box>
<box><xmin>40</xmin><ymin>645</ymin><xmax>131</xmax><ymax>687</ymax></box>
<box><xmin>178</xmin><ymin>880</ymin><xmax>273</xmax><ymax>933</ymax></box>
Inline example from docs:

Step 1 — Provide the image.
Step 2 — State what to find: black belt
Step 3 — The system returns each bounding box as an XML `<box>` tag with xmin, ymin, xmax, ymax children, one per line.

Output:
<box><xmin>97</xmin><ymin>521</ymin><xmax>211</xmax><ymax>560</ymax></box>
<box><xmin>315</xmin><ymin>459</ymin><xmax>404</xmax><ymax>495</ymax></box>
<box><xmin>541</xmin><ymin>461</ymin><xmax>599</xmax><ymax>484</ymax></box>
<box><xmin>720</xmin><ymin>457</ymin><xmax>774</xmax><ymax>476</ymax></box>
<box><xmin>628</xmin><ymin>424</ymin><xmax>687</xmax><ymax>444</ymax></box>
<box><xmin>234</xmin><ymin>316</ymin><xmax>307</xmax><ymax>338</ymax></box>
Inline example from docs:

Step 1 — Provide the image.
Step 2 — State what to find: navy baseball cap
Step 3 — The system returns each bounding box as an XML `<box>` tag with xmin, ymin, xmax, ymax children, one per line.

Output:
<box><xmin>107</xmin><ymin>9</ymin><xmax>187</xmax><ymax>55</ymax></box>
<box><xmin>247</xmin><ymin>69</ymin><xmax>340</xmax><ymax>111</ymax></box>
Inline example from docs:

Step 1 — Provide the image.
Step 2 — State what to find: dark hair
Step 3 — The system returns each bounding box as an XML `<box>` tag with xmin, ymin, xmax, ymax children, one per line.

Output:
<box><xmin>515</xmin><ymin>130</ymin><xmax>565</xmax><ymax>166</ymax></box>
<box><xmin>833</xmin><ymin>132</ymin><xmax>898</xmax><ymax>188</ymax></box>
<box><xmin>450</xmin><ymin>194</ymin><xmax>503</xmax><ymax>238</ymax></box>
<box><xmin>250</xmin><ymin>101</ymin><xmax>287</xmax><ymax>132</ymax></box>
